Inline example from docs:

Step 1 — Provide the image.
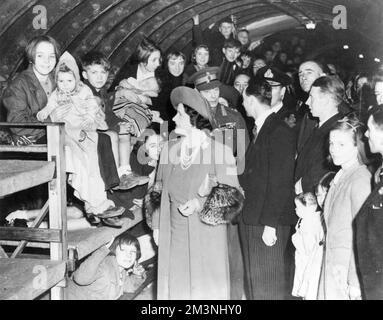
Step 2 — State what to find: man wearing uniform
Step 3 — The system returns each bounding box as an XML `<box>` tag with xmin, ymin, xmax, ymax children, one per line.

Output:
<box><xmin>190</xmin><ymin>66</ymin><xmax>249</xmax><ymax>300</ymax></box>
<box><xmin>258</xmin><ymin>66</ymin><xmax>295</xmax><ymax>123</ymax></box>
<box><xmin>190</xmin><ymin>66</ymin><xmax>249</xmax><ymax>172</ymax></box>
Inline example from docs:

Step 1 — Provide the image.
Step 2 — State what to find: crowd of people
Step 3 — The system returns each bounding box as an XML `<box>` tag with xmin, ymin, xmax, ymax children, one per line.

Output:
<box><xmin>1</xmin><ymin>14</ymin><xmax>383</xmax><ymax>300</ymax></box>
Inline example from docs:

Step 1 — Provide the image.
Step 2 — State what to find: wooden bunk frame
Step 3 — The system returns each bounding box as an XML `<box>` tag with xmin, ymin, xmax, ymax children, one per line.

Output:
<box><xmin>0</xmin><ymin>122</ymin><xmax>147</xmax><ymax>300</ymax></box>
<box><xmin>0</xmin><ymin>122</ymin><xmax>67</xmax><ymax>300</ymax></box>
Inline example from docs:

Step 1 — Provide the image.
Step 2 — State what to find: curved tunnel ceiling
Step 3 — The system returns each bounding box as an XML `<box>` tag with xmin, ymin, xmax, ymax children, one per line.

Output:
<box><xmin>0</xmin><ymin>0</ymin><xmax>382</xmax><ymax>81</ymax></box>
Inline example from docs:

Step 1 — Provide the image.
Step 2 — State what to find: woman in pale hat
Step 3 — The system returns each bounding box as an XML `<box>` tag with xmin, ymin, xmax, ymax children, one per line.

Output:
<box><xmin>151</xmin><ymin>86</ymin><xmax>243</xmax><ymax>300</ymax></box>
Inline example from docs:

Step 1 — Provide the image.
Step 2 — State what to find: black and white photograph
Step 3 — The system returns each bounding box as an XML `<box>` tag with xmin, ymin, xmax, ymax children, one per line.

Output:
<box><xmin>0</xmin><ymin>0</ymin><xmax>382</xmax><ymax>307</ymax></box>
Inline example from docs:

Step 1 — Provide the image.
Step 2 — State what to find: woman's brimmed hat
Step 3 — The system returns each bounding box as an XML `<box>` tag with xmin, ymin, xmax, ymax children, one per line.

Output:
<box><xmin>170</xmin><ymin>86</ymin><xmax>212</xmax><ymax>123</ymax></box>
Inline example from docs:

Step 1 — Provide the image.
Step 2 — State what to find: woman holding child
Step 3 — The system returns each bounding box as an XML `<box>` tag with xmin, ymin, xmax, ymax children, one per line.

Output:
<box><xmin>36</xmin><ymin>51</ymin><xmax>124</xmax><ymax>224</ymax></box>
<box><xmin>318</xmin><ymin>114</ymin><xmax>371</xmax><ymax>300</ymax></box>
<box><xmin>110</xmin><ymin>37</ymin><xmax>163</xmax><ymax>176</ymax></box>
<box><xmin>3</xmin><ymin>35</ymin><xmax>60</xmax><ymax>144</ymax></box>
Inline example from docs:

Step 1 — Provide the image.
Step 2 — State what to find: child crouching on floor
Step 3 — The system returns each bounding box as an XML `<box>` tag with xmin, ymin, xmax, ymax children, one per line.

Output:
<box><xmin>66</xmin><ymin>232</ymin><xmax>146</xmax><ymax>300</ymax></box>
<box><xmin>37</xmin><ymin>51</ymin><xmax>124</xmax><ymax>224</ymax></box>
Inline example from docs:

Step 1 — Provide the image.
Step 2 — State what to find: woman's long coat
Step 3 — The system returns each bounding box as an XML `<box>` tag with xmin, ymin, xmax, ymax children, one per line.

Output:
<box><xmin>153</xmin><ymin>136</ymin><xmax>241</xmax><ymax>300</ymax></box>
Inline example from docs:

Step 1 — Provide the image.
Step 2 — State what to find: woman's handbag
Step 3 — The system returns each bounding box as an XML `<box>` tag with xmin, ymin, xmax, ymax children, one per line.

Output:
<box><xmin>197</xmin><ymin>145</ymin><xmax>244</xmax><ymax>226</ymax></box>
<box><xmin>198</xmin><ymin>182</ymin><xmax>244</xmax><ymax>226</ymax></box>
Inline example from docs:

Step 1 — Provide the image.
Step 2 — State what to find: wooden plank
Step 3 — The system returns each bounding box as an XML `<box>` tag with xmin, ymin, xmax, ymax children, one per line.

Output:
<box><xmin>0</xmin><ymin>145</ymin><xmax>47</xmax><ymax>153</ymax></box>
<box><xmin>68</xmin><ymin>210</ymin><xmax>143</xmax><ymax>260</ymax></box>
<box><xmin>0</xmin><ymin>227</ymin><xmax>62</xmax><ymax>243</ymax></box>
<box><xmin>0</xmin><ymin>122</ymin><xmax>65</xmax><ymax>127</ymax></box>
<box><xmin>0</xmin><ymin>245</ymin><xmax>8</xmax><ymax>258</ymax></box>
<box><xmin>0</xmin><ymin>160</ymin><xmax>55</xmax><ymax>197</ymax></box>
<box><xmin>11</xmin><ymin>201</ymin><xmax>49</xmax><ymax>258</ymax></box>
<box><xmin>0</xmin><ymin>240</ymin><xmax>49</xmax><ymax>249</ymax></box>
<box><xmin>0</xmin><ymin>258</ymin><xmax>66</xmax><ymax>300</ymax></box>
<box><xmin>47</xmin><ymin>124</ymin><xmax>67</xmax><ymax>300</ymax></box>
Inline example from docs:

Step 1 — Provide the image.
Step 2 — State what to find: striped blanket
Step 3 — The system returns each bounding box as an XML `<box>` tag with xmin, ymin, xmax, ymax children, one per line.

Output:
<box><xmin>113</xmin><ymin>95</ymin><xmax>153</xmax><ymax>137</ymax></box>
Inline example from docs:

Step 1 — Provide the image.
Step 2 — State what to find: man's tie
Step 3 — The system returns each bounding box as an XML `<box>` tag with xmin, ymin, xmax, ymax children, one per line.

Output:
<box><xmin>252</xmin><ymin>123</ymin><xmax>258</xmax><ymax>143</ymax></box>
<box><xmin>376</xmin><ymin>167</ymin><xmax>383</xmax><ymax>185</ymax></box>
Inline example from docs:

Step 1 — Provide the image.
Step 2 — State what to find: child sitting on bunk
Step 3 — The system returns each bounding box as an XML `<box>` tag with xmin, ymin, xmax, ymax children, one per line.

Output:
<box><xmin>112</xmin><ymin>76</ymin><xmax>163</xmax><ymax>177</ymax></box>
<box><xmin>36</xmin><ymin>51</ymin><xmax>124</xmax><ymax>226</ymax></box>
<box><xmin>66</xmin><ymin>232</ymin><xmax>146</xmax><ymax>300</ymax></box>
<box><xmin>37</xmin><ymin>51</ymin><xmax>108</xmax><ymax>140</ymax></box>
<box><xmin>80</xmin><ymin>51</ymin><xmax>150</xmax><ymax>189</ymax></box>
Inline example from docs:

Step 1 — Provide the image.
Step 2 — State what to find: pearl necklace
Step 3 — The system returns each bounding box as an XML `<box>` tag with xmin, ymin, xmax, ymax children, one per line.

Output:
<box><xmin>179</xmin><ymin>129</ymin><xmax>208</xmax><ymax>170</ymax></box>
<box><xmin>180</xmin><ymin>142</ymin><xmax>199</xmax><ymax>170</ymax></box>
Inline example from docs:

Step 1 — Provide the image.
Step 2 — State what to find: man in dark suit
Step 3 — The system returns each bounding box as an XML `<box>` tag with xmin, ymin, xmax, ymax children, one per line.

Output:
<box><xmin>354</xmin><ymin>106</ymin><xmax>383</xmax><ymax>299</ymax></box>
<box><xmin>239</xmin><ymin>79</ymin><xmax>297</xmax><ymax>299</ymax></box>
<box><xmin>296</xmin><ymin>60</ymin><xmax>327</xmax><ymax>153</ymax></box>
<box><xmin>294</xmin><ymin>75</ymin><xmax>346</xmax><ymax>194</ymax></box>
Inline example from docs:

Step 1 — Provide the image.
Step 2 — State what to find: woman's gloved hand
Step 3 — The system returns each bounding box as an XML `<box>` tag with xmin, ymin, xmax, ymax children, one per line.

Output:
<box><xmin>178</xmin><ymin>198</ymin><xmax>201</xmax><ymax>217</ymax></box>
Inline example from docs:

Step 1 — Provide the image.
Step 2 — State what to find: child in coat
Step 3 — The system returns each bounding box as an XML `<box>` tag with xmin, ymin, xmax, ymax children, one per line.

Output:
<box><xmin>66</xmin><ymin>232</ymin><xmax>146</xmax><ymax>300</ymax></box>
<box><xmin>112</xmin><ymin>76</ymin><xmax>162</xmax><ymax>178</ymax></box>
<box><xmin>81</xmin><ymin>52</ymin><xmax>132</xmax><ymax>181</ymax></box>
<box><xmin>292</xmin><ymin>192</ymin><xmax>324</xmax><ymax>299</ymax></box>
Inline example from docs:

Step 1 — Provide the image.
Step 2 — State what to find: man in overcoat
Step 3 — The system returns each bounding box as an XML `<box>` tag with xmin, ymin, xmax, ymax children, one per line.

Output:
<box><xmin>294</xmin><ymin>75</ymin><xmax>345</xmax><ymax>194</ymax></box>
<box><xmin>354</xmin><ymin>106</ymin><xmax>383</xmax><ymax>299</ymax></box>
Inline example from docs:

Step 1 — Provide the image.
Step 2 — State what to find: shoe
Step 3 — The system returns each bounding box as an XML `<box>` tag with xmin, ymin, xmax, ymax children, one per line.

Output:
<box><xmin>101</xmin><ymin>217</ymin><xmax>123</xmax><ymax>228</ymax></box>
<box><xmin>98</xmin><ymin>206</ymin><xmax>125</xmax><ymax>219</ymax></box>
<box><xmin>9</xmin><ymin>218</ymin><xmax>28</xmax><ymax>228</ymax></box>
<box><xmin>117</xmin><ymin>173</ymin><xmax>149</xmax><ymax>190</ymax></box>
<box><xmin>86</xmin><ymin>213</ymin><xmax>101</xmax><ymax>225</ymax></box>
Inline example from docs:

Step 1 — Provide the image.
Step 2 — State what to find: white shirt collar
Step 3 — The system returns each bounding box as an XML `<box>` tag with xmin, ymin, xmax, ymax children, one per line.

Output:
<box><xmin>271</xmin><ymin>101</ymin><xmax>283</xmax><ymax>114</ymax></box>
<box><xmin>255</xmin><ymin>109</ymin><xmax>273</xmax><ymax>132</ymax></box>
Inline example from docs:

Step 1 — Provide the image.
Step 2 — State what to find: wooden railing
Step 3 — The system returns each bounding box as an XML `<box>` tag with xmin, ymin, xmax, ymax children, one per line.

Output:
<box><xmin>0</xmin><ymin>122</ymin><xmax>68</xmax><ymax>300</ymax></box>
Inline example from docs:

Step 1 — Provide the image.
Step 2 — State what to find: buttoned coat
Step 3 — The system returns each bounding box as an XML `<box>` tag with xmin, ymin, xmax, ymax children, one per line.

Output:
<box><xmin>239</xmin><ymin>113</ymin><xmax>296</xmax><ymax>227</ymax></box>
<box><xmin>2</xmin><ymin>65</ymin><xmax>55</xmax><ymax>139</ymax></box>
<box><xmin>318</xmin><ymin>164</ymin><xmax>371</xmax><ymax>299</ymax></box>
<box><xmin>295</xmin><ymin>113</ymin><xmax>343</xmax><ymax>193</ymax></box>
<box><xmin>354</xmin><ymin>175</ymin><xmax>383</xmax><ymax>299</ymax></box>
